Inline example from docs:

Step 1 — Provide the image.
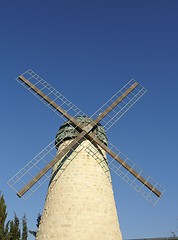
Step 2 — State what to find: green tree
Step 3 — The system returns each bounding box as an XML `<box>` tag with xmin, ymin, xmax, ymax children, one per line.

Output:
<box><xmin>21</xmin><ymin>215</ymin><xmax>28</xmax><ymax>240</ymax></box>
<box><xmin>9</xmin><ymin>213</ymin><xmax>21</xmax><ymax>240</ymax></box>
<box><xmin>0</xmin><ymin>192</ymin><xmax>28</xmax><ymax>240</ymax></box>
<box><xmin>4</xmin><ymin>220</ymin><xmax>10</xmax><ymax>239</ymax></box>
<box><xmin>0</xmin><ymin>192</ymin><xmax>8</xmax><ymax>240</ymax></box>
<box><xmin>36</xmin><ymin>214</ymin><xmax>41</xmax><ymax>229</ymax></box>
<box><xmin>29</xmin><ymin>213</ymin><xmax>41</xmax><ymax>238</ymax></box>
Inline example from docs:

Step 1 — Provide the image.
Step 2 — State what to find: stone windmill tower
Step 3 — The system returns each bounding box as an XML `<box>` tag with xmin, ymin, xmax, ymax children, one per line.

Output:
<box><xmin>8</xmin><ymin>70</ymin><xmax>164</xmax><ymax>240</ymax></box>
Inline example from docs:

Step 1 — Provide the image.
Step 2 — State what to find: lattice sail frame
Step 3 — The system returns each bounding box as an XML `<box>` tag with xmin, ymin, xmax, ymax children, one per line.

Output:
<box><xmin>8</xmin><ymin>69</ymin><xmax>164</xmax><ymax>205</ymax></box>
<box><xmin>15</xmin><ymin>69</ymin><xmax>147</xmax><ymax>133</ymax></box>
<box><xmin>16</xmin><ymin>69</ymin><xmax>86</xmax><ymax>120</ymax></box>
<box><xmin>86</xmin><ymin>142</ymin><xmax>164</xmax><ymax>205</ymax></box>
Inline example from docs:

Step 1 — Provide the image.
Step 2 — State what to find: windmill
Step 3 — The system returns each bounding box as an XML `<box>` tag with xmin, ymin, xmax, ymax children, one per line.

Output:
<box><xmin>8</xmin><ymin>69</ymin><xmax>164</xmax><ymax>240</ymax></box>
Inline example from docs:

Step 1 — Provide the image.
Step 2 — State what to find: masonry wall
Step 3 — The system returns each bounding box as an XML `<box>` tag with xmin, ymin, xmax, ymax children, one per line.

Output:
<box><xmin>36</xmin><ymin>139</ymin><xmax>122</xmax><ymax>240</ymax></box>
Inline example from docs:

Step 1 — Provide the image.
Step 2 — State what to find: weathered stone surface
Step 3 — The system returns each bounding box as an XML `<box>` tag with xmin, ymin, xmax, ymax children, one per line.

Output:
<box><xmin>36</xmin><ymin>139</ymin><xmax>122</xmax><ymax>240</ymax></box>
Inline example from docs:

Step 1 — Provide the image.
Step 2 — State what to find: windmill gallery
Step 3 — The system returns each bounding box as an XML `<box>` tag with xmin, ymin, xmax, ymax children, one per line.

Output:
<box><xmin>8</xmin><ymin>70</ymin><xmax>164</xmax><ymax>240</ymax></box>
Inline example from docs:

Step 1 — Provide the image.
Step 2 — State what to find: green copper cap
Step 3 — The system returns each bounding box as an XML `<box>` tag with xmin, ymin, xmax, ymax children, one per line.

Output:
<box><xmin>55</xmin><ymin>116</ymin><xmax>108</xmax><ymax>148</ymax></box>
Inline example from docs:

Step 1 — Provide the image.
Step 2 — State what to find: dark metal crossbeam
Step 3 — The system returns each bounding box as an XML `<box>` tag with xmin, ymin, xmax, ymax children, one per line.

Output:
<box><xmin>17</xmin><ymin>130</ymin><xmax>87</xmax><ymax>197</ymax></box>
<box><xmin>17</xmin><ymin>75</ymin><xmax>161</xmax><ymax>198</ymax></box>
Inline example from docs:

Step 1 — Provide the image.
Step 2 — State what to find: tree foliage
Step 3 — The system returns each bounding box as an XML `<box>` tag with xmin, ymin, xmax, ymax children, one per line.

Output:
<box><xmin>9</xmin><ymin>213</ymin><xmax>21</xmax><ymax>240</ymax></box>
<box><xmin>0</xmin><ymin>192</ymin><xmax>28</xmax><ymax>240</ymax></box>
<box><xmin>29</xmin><ymin>213</ymin><xmax>41</xmax><ymax>238</ymax></box>
<box><xmin>0</xmin><ymin>192</ymin><xmax>8</xmax><ymax>240</ymax></box>
<box><xmin>22</xmin><ymin>215</ymin><xmax>28</xmax><ymax>240</ymax></box>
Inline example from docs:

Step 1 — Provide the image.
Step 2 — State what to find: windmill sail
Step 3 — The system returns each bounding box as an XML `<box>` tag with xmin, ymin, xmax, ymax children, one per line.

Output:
<box><xmin>8</xmin><ymin>70</ymin><xmax>164</xmax><ymax>205</ymax></box>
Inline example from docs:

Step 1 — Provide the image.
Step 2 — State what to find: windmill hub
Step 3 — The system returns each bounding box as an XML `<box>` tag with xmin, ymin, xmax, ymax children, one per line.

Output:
<box><xmin>55</xmin><ymin>116</ymin><xmax>108</xmax><ymax>148</ymax></box>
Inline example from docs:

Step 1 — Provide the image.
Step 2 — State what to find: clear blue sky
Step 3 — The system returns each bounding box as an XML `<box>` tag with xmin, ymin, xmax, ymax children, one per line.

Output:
<box><xmin>0</xmin><ymin>1</ymin><xmax>178</xmax><ymax>239</ymax></box>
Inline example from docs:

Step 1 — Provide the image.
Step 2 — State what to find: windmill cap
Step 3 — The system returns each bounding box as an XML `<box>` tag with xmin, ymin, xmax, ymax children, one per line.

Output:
<box><xmin>55</xmin><ymin>116</ymin><xmax>108</xmax><ymax>149</ymax></box>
